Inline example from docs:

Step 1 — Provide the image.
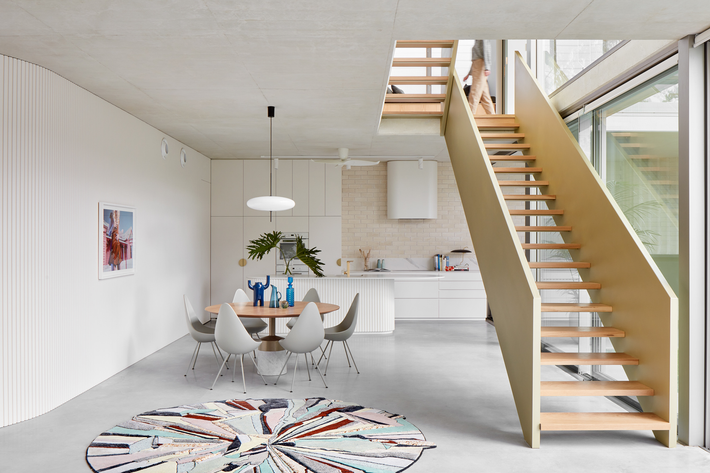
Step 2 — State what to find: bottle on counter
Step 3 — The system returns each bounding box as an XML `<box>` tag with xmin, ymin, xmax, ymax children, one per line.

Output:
<box><xmin>286</xmin><ymin>276</ymin><xmax>295</xmax><ymax>307</ymax></box>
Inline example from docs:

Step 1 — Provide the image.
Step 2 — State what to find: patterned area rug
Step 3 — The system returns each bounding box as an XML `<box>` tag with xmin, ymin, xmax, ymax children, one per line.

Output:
<box><xmin>86</xmin><ymin>397</ymin><xmax>435</xmax><ymax>472</ymax></box>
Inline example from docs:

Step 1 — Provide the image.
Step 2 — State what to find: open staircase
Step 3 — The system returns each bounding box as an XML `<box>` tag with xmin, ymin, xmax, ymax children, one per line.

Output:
<box><xmin>440</xmin><ymin>51</ymin><xmax>678</xmax><ymax>448</ymax></box>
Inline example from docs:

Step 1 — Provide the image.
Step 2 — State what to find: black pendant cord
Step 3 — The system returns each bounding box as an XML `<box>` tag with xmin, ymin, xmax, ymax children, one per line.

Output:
<box><xmin>269</xmin><ymin>107</ymin><xmax>274</xmax><ymax>222</ymax></box>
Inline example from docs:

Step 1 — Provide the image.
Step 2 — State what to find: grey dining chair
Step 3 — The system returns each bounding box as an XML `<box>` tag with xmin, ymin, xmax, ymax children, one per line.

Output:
<box><xmin>275</xmin><ymin>302</ymin><xmax>328</xmax><ymax>392</ymax></box>
<box><xmin>211</xmin><ymin>303</ymin><xmax>267</xmax><ymax>393</ymax></box>
<box><xmin>233</xmin><ymin>288</ymin><xmax>268</xmax><ymax>337</ymax></box>
<box><xmin>286</xmin><ymin>287</ymin><xmax>321</xmax><ymax>329</ymax></box>
<box><xmin>317</xmin><ymin>293</ymin><xmax>360</xmax><ymax>376</ymax></box>
<box><xmin>183</xmin><ymin>295</ymin><xmax>224</xmax><ymax>376</ymax></box>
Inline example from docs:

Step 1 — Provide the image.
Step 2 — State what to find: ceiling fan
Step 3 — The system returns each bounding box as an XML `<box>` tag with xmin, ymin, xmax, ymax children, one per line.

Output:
<box><xmin>311</xmin><ymin>148</ymin><xmax>380</xmax><ymax>168</ymax></box>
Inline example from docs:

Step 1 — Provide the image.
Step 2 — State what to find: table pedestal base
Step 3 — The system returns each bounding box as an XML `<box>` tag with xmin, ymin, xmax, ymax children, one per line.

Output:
<box><xmin>256</xmin><ymin>349</ymin><xmax>290</xmax><ymax>376</ymax></box>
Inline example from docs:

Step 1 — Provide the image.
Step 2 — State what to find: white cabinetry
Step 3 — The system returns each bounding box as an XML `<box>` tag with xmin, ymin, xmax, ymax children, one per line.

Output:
<box><xmin>211</xmin><ymin>217</ymin><xmax>243</xmax><ymax>304</ymax></box>
<box><xmin>243</xmin><ymin>160</ymin><xmax>271</xmax><ymax>217</ymax></box>
<box><xmin>309</xmin><ymin>217</ymin><xmax>342</xmax><ymax>276</ymax></box>
<box><xmin>292</xmin><ymin>161</ymin><xmax>310</xmax><ymax>217</ymax></box>
<box><xmin>275</xmin><ymin>160</ymin><xmax>293</xmax><ymax>217</ymax></box>
<box><xmin>393</xmin><ymin>272</ymin><xmax>487</xmax><ymax>320</ymax></box>
<box><xmin>308</xmin><ymin>162</ymin><xmax>326</xmax><ymax>216</ymax></box>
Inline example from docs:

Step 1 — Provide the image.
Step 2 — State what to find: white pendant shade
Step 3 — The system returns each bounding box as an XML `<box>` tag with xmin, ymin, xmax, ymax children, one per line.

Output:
<box><xmin>247</xmin><ymin>195</ymin><xmax>295</xmax><ymax>211</ymax></box>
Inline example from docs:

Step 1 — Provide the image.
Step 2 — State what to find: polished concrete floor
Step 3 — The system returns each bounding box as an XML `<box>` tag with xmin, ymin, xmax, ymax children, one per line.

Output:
<box><xmin>1</xmin><ymin>321</ymin><xmax>709</xmax><ymax>472</ymax></box>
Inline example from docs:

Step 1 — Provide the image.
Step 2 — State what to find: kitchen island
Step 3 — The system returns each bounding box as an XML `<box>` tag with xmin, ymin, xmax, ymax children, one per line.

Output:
<box><xmin>248</xmin><ymin>270</ymin><xmax>486</xmax><ymax>335</ymax></box>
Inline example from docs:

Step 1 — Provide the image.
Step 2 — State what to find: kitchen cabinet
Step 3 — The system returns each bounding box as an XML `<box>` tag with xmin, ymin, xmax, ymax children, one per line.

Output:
<box><xmin>292</xmin><ymin>160</ymin><xmax>309</xmax><ymax>217</ymax></box>
<box><xmin>211</xmin><ymin>160</ymin><xmax>243</xmax><ymax>217</ymax></box>
<box><xmin>211</xmin><ymin>217</ymin><xmax>243</xmax><ymax>304</ymax></box>
<box><xmin>308</xmin><ymin>161</ymin><xmax>326</xmax><ymax>216</ymax></box>
<box><xmin>243</xmin><ymin>160</ymin><xmax>271</xmax><ymax>217</ymax></box>
<box><xmin>393</xmin><ymin>272</ymin><xmax>487</xmax><ymax>320</ymax></box>
<box><xmin>309</xmin><ymin>216</ymin><xmax>342</xmax><ymax>276</ymax></box>
<box><xmin>275</xmin><ymin>160</ymin><xmax>293</xmax><ymax>217</ymax></box>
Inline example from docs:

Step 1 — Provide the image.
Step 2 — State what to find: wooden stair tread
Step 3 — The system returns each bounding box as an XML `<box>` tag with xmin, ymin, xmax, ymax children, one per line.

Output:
<box><xmin>389</xmin><ymin>76</ymin><xmax>448</xmax><ymax>85</ymax></box>
<box><xmin>504</xmin><ymin>194</ymin><xmax>555</xmax><ymax>200</ymax></box>
<box><xmin>396</xmin><ymin>40</ymin><xmax>454</xmax><ymax>48</ymax></box>
<box><xmin>498</xmin><ymin>181</ymin><xmax>549</xmax><ymax>187</ymax></box>
<box><xmin>541</xmin><ymin>326</ymin><xmax>622</xmax><ymax>337</ymax></box>
<box><xmin>385</xmin><ymin>93</ymin><xmax>446</xmax><ymax>103</ymax></box>
<box><xmin>540</xmin><ymin>412</ymin><xmax>670</xmax><ymax>431</ymax></box>
<box><xmin>522</xmin><ymin>243</ymin><xmax>580</xmax><ymax>249</ymax></box>
<box><xmin>537</xmin><ymin>281</ymin><xmax>601</xmax><ymax>290</ymax></box>
<box><xmin>541</xmin><ymin>303</ymin><xmax>611</xmax><ymax>312</ymax></box>
<box><xmin>475</xmin><ymin>116</ymin><xmax>520</xmax><ymax>129</ymax></box>
<box><xmin>382</xmin><ymin>103</ymin><xmax>443</xmax><ymax>117</ymax></box>
<box><xmin>489</xmin><ymin>155</ymin><xmax>537</xmax><ymax>162</ymax></box>
<box><xmin>540</xmin><ymin>381</ymin><xmax>654</xmax><ymax>397</ymax></box>
<box><xmin>480</xmin><ymin>132</ymin><xmax>525</xmax><ymax>139</ymax></box>
<box><xmin>509</xmin><ymin>209</ymin><xmax>564</xmax><ymax>215</ymax></box>
<box><xmin>392</xmin><ymin>57</ymin><xmax>452</xmax><ymax>67</ymax></box>
<box><xmin>516</xmin><ymin>226</ymin><xmax>572</xmax><ymax>232</ymax></box>
<box><xmin>486</xmin><ymin>143</ymin><xmax>531</xmax><ymax>149</ymax></box>
<box><xmin>540</xmin><ymin>352</ymin><xmax>638</xmax><ymax>365</ymax></box>
<box><xmin>530</xmin><ymin>262</ymin><xmax>589</xmax><ymax>268</ymax></box>
<box><xmin>494</xmin><ymin>167</ymin><xmax>542</xmax><ymax>173</ymax></box>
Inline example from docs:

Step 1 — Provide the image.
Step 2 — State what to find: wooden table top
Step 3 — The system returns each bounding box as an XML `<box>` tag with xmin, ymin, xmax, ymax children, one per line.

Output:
<box><xmin>204</xmin><ymin>301</ymin><xmax>339</xmax><ymax>318</ymax></box>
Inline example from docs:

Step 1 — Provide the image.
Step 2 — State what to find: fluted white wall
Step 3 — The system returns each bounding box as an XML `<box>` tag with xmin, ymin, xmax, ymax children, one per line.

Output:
<box><xmin>252</xmin><ymin>276</ymin><xmax>395</xmax><ymax>334</ymax></box>
<box><xmin>0</xmin><ymin>55</ymin><xmax>211</xmax><ymax>427</ymax></box>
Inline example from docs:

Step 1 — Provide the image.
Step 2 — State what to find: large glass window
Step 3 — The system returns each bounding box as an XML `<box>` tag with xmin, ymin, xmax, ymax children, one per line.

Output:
<box><xmin>541</xmin><ymin>40</ymin><xmax>623</xmax><ymax>95</ymax></box>
<box><xmin>543</xmin><ymin>65</ymin><xmax>679</xmax><ymax>409</ymax></box>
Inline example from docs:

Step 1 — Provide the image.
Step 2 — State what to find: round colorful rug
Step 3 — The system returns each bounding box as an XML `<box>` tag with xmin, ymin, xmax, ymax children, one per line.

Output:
<box><xmin>86</xmin><ymin>397</ymin><xmax>435</xmax><ymax>472</ymax></box>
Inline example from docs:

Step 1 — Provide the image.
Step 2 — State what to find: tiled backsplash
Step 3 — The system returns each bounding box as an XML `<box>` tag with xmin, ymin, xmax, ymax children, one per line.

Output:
<box><xmin>342</xmin><ymin>162</ymin><xmax>474</xmax><ymax>259</ymax></box>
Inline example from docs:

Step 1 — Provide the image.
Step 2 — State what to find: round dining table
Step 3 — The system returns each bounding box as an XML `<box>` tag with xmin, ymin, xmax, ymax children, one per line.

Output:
<box><xmin>204</xmin><ymin>301</ymin><xmax>339</xmax><ymax>352</ymax></box>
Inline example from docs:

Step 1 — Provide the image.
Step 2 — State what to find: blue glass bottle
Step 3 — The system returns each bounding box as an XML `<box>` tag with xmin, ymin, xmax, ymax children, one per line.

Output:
<box><xmin>286</xmin><ymin>276</ymin><xmax>295</xmax><ymax>307</ymax></box>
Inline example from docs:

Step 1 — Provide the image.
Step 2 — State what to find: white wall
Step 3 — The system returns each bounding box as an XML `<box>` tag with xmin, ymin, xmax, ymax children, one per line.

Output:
<box><xmin>0</xmin><ymin>55</ymin><xmax>211</xmax><ymax>427</ymax></box>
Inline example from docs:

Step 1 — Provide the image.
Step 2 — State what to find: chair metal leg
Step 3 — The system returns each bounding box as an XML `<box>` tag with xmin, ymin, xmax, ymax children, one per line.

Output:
<box><xmin>314</xmin><ymin>364</ymin><xmax>328</xmax><ymax>389</ymax></box>
<box><xmin>304</xmin><ymin>354</ymin><xmax>311</xmax><ymax>381</ymax></box>
<box><xmin>343</xmin><ymin>342</ymin><xmax>351</xmax><ymax>367</ymax></box>
<box><xmin>316</xmin><ymin>340</ymin><xmax>331</xmax><ymax>366</ymax></box>
<box><xmin>274</xmin><ymin>352</ymin><xmax>292</xmax><ymax>386</ymax></box>
<box><xmin>324</xmin><ymin>340</ymin><xmax>335</xmax><ymax>376</ymax></box>
<box><xmin>249</xmin><ymin>352</ymin><xmax>268</xmax><ymax>385</ymax></box>
<box><xmin>192</xmin><ymin>342</ymin><xmax>202</xmax><ymax>370</ymax></box>
<box><xmin>240</xmin><ymin>355</ymin><xmax>247</xmax><ymax>394</ymax></box>
<box><xmin>210</xmin><ymin>356</ymin><xmax>229</xmax><ymax>390</ymax></box>
<box><xmin>344</xmin><ymin>340</ymin><xmax>360</xmax><ymax>374</ymax></box>
<box><xmin>214</xmin><ymin>343</ymin><xmax>228</xmax><ymax>370</ymax></box>
<box><xmin>290</xmin><ymin>355</ymin><xmax>299</xmax><ymax>392</ymax></box>
<box><xmin>232</xmin><ymin>355</ymin><xmax>237</xmax><ymax>382</ymax></box>
<box><xmin>185</xmin><ymin>343</ymin><xmax>199</xmax><ymax>376</ymax></box>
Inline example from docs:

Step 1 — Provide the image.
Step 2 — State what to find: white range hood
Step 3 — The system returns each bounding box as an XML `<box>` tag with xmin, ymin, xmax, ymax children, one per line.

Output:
<box><xmin>387</xmin><ymin>161</ymin><xmax>437</xmax><ymax>219</ymax></box>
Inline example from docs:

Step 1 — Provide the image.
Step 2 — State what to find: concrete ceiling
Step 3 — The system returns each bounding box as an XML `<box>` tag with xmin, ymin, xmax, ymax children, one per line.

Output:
<box><xmin>1</xmin><ymin>1</ymin><xmax>709</xmax><ymax>160</ymax></box>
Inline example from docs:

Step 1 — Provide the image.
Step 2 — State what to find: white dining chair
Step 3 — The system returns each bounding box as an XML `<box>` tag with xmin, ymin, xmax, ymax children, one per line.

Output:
<box><xmin>211</xmin><ymin>303</ymin><xmax>267</xmax><ymax>393</ymax></box>
<box><xmin>286</xmin><ymin>287</ymin><xmax>321</xmax><ymax>329</ymax></box>
<box><xmin>317</xmin><ymin>293</ymin><xmax>360</xmax><ymax>376</ymax></box>
<box><xmin>275</xmin><ymin>302</ymin><xmax>328</xmax><ymax>392</ymax></box>
<box><xmin>183</xmin><ymin>295</ymin><xmax>224</xmax><ymax>376</ymax></box>
<box><xmin>233</xmin><ymin>288</ymin><xmax>268</xmax><ymax>337</ymax></box>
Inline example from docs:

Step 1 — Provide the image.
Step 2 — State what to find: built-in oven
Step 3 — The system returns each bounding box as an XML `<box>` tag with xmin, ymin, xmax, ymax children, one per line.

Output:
<box><xmin>276</xmin><ymin>232</ymin><xmax>309</xmax><ymax>275</ymax></box>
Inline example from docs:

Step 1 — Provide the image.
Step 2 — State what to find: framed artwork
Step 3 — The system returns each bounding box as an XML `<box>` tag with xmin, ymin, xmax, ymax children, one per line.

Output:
<box><xmin>99</xmin><ymin>202</ymin><xmax>135</xmax><ymax>279</ymax></box>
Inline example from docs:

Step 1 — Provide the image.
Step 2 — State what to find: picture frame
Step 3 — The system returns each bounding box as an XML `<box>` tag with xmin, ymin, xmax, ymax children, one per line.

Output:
<box><xmin>99</xmin><ymin>202</ymin><xmax>135</xmax><ymax>279</ymax></box>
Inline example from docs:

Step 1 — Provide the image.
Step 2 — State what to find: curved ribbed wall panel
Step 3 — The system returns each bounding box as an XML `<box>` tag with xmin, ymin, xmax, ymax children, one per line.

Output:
<box><xmin>252</xmin><ymin>277</ymin><xmax>395</xmax><ymax>334</ymax></box>
<box><xmin>1</xmin><ymin>55</ymin><xmax>211</xmax><ymax>427</ymax></box>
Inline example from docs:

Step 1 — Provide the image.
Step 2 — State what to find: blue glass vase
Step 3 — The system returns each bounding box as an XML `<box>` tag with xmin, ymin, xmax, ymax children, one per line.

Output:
<box><xmin>286</xmin><ymin>276</ymin><xmax>295</xmax><ymax>307</ymax></box>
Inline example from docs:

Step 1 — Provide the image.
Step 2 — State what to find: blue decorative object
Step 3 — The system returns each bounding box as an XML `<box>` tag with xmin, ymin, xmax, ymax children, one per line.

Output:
<box><xmin>248</xmin><ymin>276</ymin><xmax>270</xmax><ymax>307</ymax></box>
<box><xmin>269</xmin><ymin>286</ymin><xmax>282</xmax><ymax>308</ymax></box>
<box><xmin>286</xmin><ymin>276</ymin><xmax>295</xmax><ymax>307</ymax></box>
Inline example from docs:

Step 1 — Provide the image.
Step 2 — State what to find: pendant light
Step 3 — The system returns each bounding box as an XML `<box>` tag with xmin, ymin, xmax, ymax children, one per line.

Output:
<box><xmin>246</xmin><ymin>106</ymin><xmax>296</xmax><ymax>216</ymax></box>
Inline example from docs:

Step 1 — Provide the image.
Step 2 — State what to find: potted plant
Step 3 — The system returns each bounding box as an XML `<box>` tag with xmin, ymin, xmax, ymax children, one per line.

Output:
<box><xmin>246</xmin><ymin>231</ymin><xmax>325</xmax><ymax>277</ymax></box>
